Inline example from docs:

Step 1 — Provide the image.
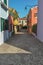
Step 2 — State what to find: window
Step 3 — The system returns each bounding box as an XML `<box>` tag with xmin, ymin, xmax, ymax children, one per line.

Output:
<box><xmin>4</xmin><ymin>20</ymin><xmax>9</xmax><ymax>30</ymax></box>
<box><xmin>1</xmin><ymin>18</ymin><xmax>5</xmax><ymax>31</ymax></box>
<box><xmin>4</xmin><ymin>0</ymin><xmax>7</xmax><ymax>5</ymax></box>
<box><xmin>1</xmin><ymin>18</ymin><xmax>9</xmax><ymax>31</ymax></box>
<box><xmin>34</xmin><ymin>13</ymin><xmax>37</xmax><ymax>17</ymax></box>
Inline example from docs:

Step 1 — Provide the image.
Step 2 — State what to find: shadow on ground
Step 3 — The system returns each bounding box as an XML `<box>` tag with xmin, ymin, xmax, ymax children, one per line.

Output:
<box><xmin>0</xmin><ymin>32</ymin><xmax>43</xmax><ymax>65</ymax></box>
<box><xmin>5</xmin><ymin>33</ymin><xmax>43</xmax><ymax>53</ymax></box>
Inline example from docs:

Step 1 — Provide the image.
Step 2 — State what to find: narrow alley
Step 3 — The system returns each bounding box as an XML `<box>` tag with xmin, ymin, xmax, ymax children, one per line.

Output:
<box><xmin>0</xmin><ymin>29</ymin><xmax>43</xmax><ymax>65</ymax></box>
<box><xmin>0</xmin><ymin>0</ymin><xmax>43</xmax><ymax>65</ymax></box>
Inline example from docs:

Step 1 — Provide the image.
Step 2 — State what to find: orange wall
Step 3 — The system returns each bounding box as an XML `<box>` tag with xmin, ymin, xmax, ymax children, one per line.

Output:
<box><xmin>8</xmin><ymin>15</ymin><xmax>14</xmax><ymax>25</ymax></box>
<box><xmin>27</xmin><ymin>6</ymin><xmax>38</xmax><ymax>33</ymax></box>
<box><xmin>31</xmin><ymin>6</ymin><xmax>38</xmax><ymax>26</ymax></box>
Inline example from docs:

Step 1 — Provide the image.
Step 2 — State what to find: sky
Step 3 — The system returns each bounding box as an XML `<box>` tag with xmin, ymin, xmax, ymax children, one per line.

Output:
<box><xmin>9</xmin><ymin>0</ymin><xmax>38</xmax><ymax>18</ymax></box>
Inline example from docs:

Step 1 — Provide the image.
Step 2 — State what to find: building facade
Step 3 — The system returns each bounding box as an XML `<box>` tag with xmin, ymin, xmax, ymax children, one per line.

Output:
<box><xmin>18</xmin><ymin>18</ymin><xmax>27</xmax><ymax>27</ymax></box>
<box><xmin>8</xmin><ymin>14</ymin><xmax>14</xmax><ymax>36</ymax></box>
<box><xmin>37</xmin><ymin>0</ymin><xmax>43</xmax><ymax>42</ymax></box>
<box><xmin>0</xmin><ymin>0</ymin><xmax>8</xmax><ymax>45</ymax></box>
<box><xmin>27</xmin><ymin>6</ymin><xmax>38</xmax><ymax>33</ymax></box>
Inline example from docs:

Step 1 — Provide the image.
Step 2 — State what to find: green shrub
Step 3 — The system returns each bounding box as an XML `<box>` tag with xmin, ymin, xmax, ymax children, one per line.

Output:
<box><xmin>32</xmin><ymin>24</ymin><xmax>37</xmax><ymax>35</ymax></box>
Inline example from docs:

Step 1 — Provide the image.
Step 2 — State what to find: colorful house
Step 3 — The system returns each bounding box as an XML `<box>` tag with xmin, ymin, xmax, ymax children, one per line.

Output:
<box><xmin>18</xmin><ymin>18</ymin><xmax>27</xmax><ymax>27</ymax></box>
<box><xmin>8</xmin><ymin>8</ymin><xmax>19</xmax><ymax>34</ymax></box>
<box><xmin>8</xmin><ymin>14</ymin><xmax>14</xmax><ymax>36</ymax></box>
<box><xmin>27</xmin><ymin>6</ymin><xmax>38</xmax><ymax>33</ymax></box>
<box><xmin>0</xmin><ymin>0</ymin><xmax>8</xmax><ymax>45</ymax></box>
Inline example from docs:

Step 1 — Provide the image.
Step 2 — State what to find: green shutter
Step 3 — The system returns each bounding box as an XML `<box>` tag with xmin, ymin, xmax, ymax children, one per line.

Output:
<box><xmin>1</xmin><ymin>18</ymin><xmax>5</xmax><ymax>31</ymax></box>
<box><xmin>4</xmin><ymin>20</ymin><xmax>9</xmax><ymax>30</ymax></box>
<box><xmin>0</xmin><ymin>18</ymin><xmax>1</xmax><ymax>32</ymax></box>
<box><xmin>1</xmin><ymin>18</ymin><xmax>9</xmax><ymax>31</ymax></box>
<box><xmin>4</xmin><ymin>0</ymin><xmax>7</xmax><ymax>5</ymax></box>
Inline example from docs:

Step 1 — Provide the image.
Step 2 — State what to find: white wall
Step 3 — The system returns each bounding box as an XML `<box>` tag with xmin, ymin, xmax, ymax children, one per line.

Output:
<box><xmin>1</xmin><ymin>0</ymin><xmax>4</xmax><ymax>2</ymax></box>
<box><xmin>23</xmin><ymin>20</ymin><xmax>27</xmax><ymax>26</ymax></box>
<box><xmin>0</xmin><ymin>4</ymin><xmax>1</xmax><ymax>16</ymax></box>
<box><xmin>0</xmin><ymin>0</ymin><xmax>8</xmax><ymax>19</ymax></box>
<box><xmin>1</xmin><ymin>7</ymin><xmax>8</xmax><ymax>19</ymax></box>
<box><xmin>5</xmin><ymin>0</ymin><xmax>9</xmax><ymax>17</ymax></box>
<box><xmin>19</xmin><ymin>20</ymin><xmax>27</xmax><ymax>26</ymax></box>
<box><xmin>37</xmin><ymin>0</ymin><xmax>43</xmax><ymax>42</ymax></box>
<box><xmin>0</xmin><ymin>32</ymin><xmax>4</xmax><ymax>45</ymax></box>
<box><xmin>0</xmin><ymin>0</ymin><xmax>9</xmax><ymax>45</ymax></box>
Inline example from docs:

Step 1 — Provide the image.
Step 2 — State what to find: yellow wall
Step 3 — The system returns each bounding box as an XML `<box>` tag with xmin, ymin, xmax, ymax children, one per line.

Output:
<box><xmin>13</xmin><ymin>19</ymin><xmax>19</xmax><ymax>25</ymax></box>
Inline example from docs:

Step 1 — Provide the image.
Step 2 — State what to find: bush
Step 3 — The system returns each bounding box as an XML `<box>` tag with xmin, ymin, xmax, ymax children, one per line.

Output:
<box><xmin>32</xmin><ymin>24</ymin><xmax>37</xmax><ymax>35</ymax></box>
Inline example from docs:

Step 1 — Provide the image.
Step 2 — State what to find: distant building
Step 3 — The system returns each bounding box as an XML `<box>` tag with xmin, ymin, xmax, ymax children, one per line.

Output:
<box><xmin>0</xmin><ymin>0</ymin><xmax>8</xmax><ymax>45</ymax></box>
<box><xmin>18</xmin><ymin>18</ymin><xmax>27</xmax><ymax>27</ymax></box>
<box><xmin>27</xmin><ymin>6</ymin><xmax>38</xmax><ymax>33</ymax></box>
<box><xmin>8</xmin><ymin>8</ymin><xmax>19</xmax><ymax>33</ymax></box>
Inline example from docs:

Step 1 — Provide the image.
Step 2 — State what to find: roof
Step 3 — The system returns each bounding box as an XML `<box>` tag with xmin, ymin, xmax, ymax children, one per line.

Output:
<box><xmin>19</xmin><ymin>18</ymin><xmax>27</xmax><ymax>20</ymax></box>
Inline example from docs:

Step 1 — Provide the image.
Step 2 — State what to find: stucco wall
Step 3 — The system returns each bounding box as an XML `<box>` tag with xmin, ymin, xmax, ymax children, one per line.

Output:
<box><xmin>1</xmin><ymin>7</ymin><xmax>8</xmax><ymax>19</ymax></box>
<box><xmin>0</xmin><ymin>4</ymin><xmax>1</xmax><ymax>31</ymax></box>
<box><xmin>37</xmin><ymin>0</ymin><xmax>43</xmax><ymax>42</ymax></box>
<box><xmin>31</xmin><ymin>6</ymin><xmax>38</xmax><ymax>26</ymax></box>
<box><xmin>19</xmin><ymin>20</ymin><xmax>27</xmax><ymax>26</ymax></box>
<box><xmin>0</xmin><ymin>4</ymin><xmax>1</xmax><ymax>17</ymax></box>
<box><xmin>0</xmin><ymin>0</ymin><xmax>8</xmax><ymax>19</ymax></box>
<box><xmin>0</xmin><ymin>0</ymin><xmax>9</xmax><ymax>45</ymax></box>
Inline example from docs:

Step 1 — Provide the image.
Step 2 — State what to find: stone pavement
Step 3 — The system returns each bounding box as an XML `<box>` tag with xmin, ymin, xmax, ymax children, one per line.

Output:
<box><xmin>0</xmin><ymin>31</ymin><xmax>43</xmax><ymax>65</ymax></box>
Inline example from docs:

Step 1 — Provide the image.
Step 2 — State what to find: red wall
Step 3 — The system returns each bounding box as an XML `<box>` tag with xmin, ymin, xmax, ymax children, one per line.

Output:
<box><xmin>8</xmin><ymin>15</ymin><xmax>14</xmax><ymax>32</ymax></box>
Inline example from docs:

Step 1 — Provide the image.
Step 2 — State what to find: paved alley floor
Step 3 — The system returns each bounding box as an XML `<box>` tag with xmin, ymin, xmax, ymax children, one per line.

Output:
<box><xmin>0</xmin><ymin>31</ymin><xmax>43</xmax><ymax>65</ymax></box>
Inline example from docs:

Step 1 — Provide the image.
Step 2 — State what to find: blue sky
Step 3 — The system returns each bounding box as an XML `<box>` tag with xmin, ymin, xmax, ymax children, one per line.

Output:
<box><xmin>9</xmin><ymin>0</ymin><xmax>38</xmax><ymax>18</ymax></box>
